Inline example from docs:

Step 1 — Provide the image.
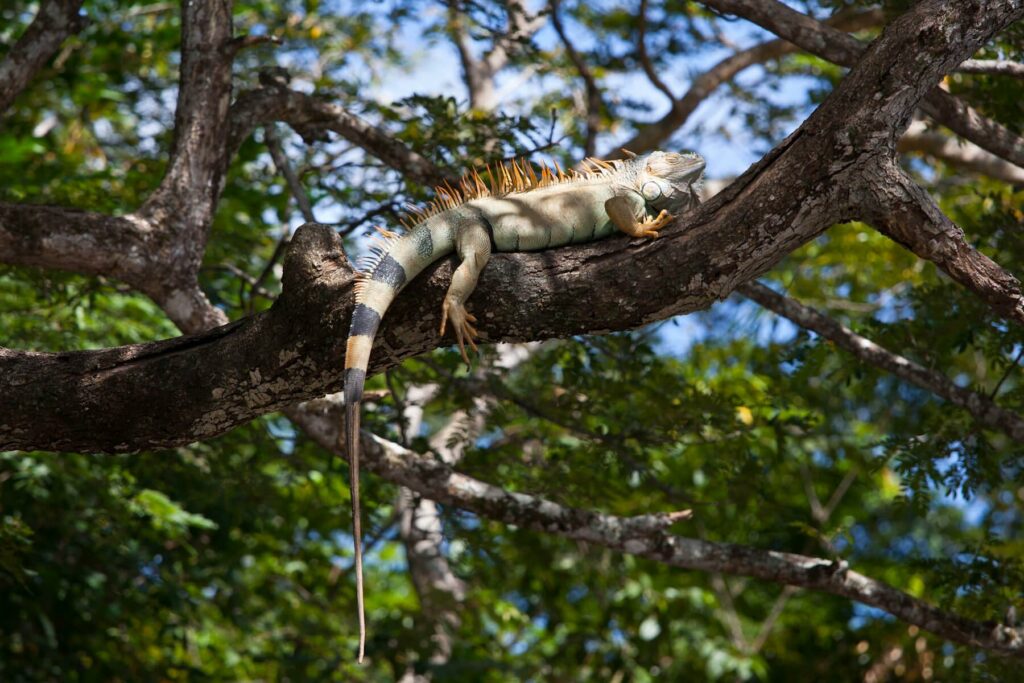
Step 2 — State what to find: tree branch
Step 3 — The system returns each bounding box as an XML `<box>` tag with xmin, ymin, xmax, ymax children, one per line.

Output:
<box><xmin>0</xmin><ymin>204</ymin><xmax>151</xmax><ymax>285</ymax></box>
<box><xmin>447</xmin><ymin>0</ymin><xmax>544</xmax><ymax>111</ymax></box>
<box><xmin>550</xmin><ymin>0</ymin><xmax>603</xmax><ymax>155</ymax></box>
<box><xmin>859</xmin><ymin>161</ymin><xmax>1024</xmax><ymax>327</ymax></box>
<box><xmin>700</xmin><ymin>0</ymin><xmax>1024</xmax><ymax>168</ymax></box>
<box><xmin>741</xmin><ymin>282</ymin><xmax>1024</xmax><ymax>441</ymax></box>
<box><xmin>357</xmin><ymin>432</ymin><xmax>1024</xmax><ymax>656</ymax></box>
<box><xmin>230</xmin><ymin>86</ymin><xmax>454</xmax><ymax>188</ymax></box>
<box><xmin>613</xmin><ymin>7</ymin><xmax>884</xmax><ymax>156</ymax></box>
<box><xmin>0</xmin><ymin>0</ymin><xmax>87</xmax><ymax>117</ymax></box>
<box><xmin>958</xmin><ymin>58</ymin><xmax>1024</xmax><ymax>78</ymax></box>
<box><xmin>265</xmin><ymin>127</ymin><xmax>317</xmax><ymax>223</ymax></box>
<box><xmin>918</xmin><ymin>89</ymin><xmax>1024</xmax><ymax>170</ymax></box>
<box><xmin>138</xmin><ymin>0</ymin><xmax>234</xmax><ymax>237</ymax></box>
<box><xmin>899</xmin><ymin>120</ymin><xmax>1024</xmax><ymax>185</ymax></box>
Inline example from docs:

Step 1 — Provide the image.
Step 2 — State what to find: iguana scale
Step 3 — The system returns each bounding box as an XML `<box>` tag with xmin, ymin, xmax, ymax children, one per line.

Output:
<box><xmin>342</xmin><ymin>150</ymin><xmax>705</xmax><ymax>661</ymax></box>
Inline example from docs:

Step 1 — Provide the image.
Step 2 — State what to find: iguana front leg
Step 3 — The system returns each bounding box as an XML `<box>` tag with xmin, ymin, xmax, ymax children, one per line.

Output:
<box><xmin>440</xmin><ymin>224</ymin><xmax>492</xmax><ymax>363</ymax></box>
<box><xmin>605</xmin><ymin>194</ymin><xmax>673</xmax><ymax>238</ymax></box>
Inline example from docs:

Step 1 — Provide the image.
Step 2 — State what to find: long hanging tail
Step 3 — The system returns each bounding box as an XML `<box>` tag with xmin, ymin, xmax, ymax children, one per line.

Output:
<box><xmin>342</xmin><ymin>225</ymin><xmax>424</xmax><ymax>663</ymax></box>
<box><xmin>342</xmin><ymin>218</ymin><xmax>455</xmax><ymax>661</ymax></box>
<box><xmin>343</xmin><ymin>295</ymin><xmax>388</xmax><ymax>665</ymax></box>
<box><xmin>343</xmin><ymin>399</ymin><xmax>365</xmax><ymax>662</ymax></box>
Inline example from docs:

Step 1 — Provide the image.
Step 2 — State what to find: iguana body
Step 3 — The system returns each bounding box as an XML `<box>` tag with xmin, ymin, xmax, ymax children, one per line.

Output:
<box><xmin>342</xmin><ymin>150</ymin><xmax>705</xmax><ymax>661</ymax></box>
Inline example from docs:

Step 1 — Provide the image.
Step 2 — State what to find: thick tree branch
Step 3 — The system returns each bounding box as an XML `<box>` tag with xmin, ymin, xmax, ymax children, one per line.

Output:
<box><xmin>138</xmin><ymin>0</ymin><xmax>233</xmax><ymax>238</ymax></box>
<box><xmin>2</xmin><ymin>0</ymin><xmax>1019</xmax><ymax>452</ymax></box>
<box><xmin>139</xmin><ymin>0</ymin><xmax>233</xmax><ymax>225</ymax></box>
<box><xmin>741</xmin><ymin>282</ymin><xmax>1024</xmax><ymax>441</ymax></box>
<box><xmin>0</xmin><ymin>204</ymin><xmax>150</xmax><ymax>284</ymax></box>
<box><xmin>899</xmin><ymin>120</ymin><xmax>1024</xmax><ymax>185</ymax></box>
<box><xmin>700</xmin><ymin>0</ymin><xmax>864</xmax><ymax>65</ymax></box>
<box><xmin>0</xmin><ymin>202</ymin><xmax>224</xmax><ymax>332</ymax></box>
<box><xmin>230</xmin><ymin>86</ymin><xmax>454</xmax><ymax>187</ymax></box>
<box><xmin>357</xmin><ymin>433</ymin><xmax>1024</xmax><ymax>656</ymax></box>
<box><xmin>0</xmin><ymin>1</ymin><xmax>234</xmax><ymax>333</ymax></box>
<box><xmin>0</xmin><ymin>0</ymin><xmax>87</xmax><ymax>117</ymax></box>
<box><xmin>859</xmin><ymin>160</ymin><xmax>1024</xmax><ymax>327</ymax></box>
<box><xmin>700</xmin><ymin>0</ymin><xmax>1024</xmax><ymax>168</ymax></box>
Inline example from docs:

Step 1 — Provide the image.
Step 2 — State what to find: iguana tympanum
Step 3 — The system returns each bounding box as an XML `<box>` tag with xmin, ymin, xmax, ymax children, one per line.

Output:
<box><xmin>342</xmin><ymin>150</ymin><xmax>705</xmax><ymax>661</ymax></box>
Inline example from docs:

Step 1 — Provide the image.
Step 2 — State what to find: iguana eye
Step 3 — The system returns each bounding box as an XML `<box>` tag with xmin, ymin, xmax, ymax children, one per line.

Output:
<box><xmin>642</xmin><ymin>181</ymin><xmax>663</xmax><ymax>201</ymax></box>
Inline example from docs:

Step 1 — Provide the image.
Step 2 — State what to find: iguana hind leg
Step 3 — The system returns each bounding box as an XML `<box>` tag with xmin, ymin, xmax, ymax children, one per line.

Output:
<box><xmin>440</xmin><ymin>223</ymin><xmax>492</xmax><ymax>364</ymax></box>
<box><xmin>605</xmin><ymin>194</ymin><xmax>673</xmax><ymax>239</ymax></box>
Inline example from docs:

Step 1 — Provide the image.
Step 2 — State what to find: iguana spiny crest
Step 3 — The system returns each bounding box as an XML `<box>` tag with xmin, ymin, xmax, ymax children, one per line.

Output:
<box><xmin>341</xmin><ymin>150</ymin><xmax>705</xmax><ymax>661</ymax></box>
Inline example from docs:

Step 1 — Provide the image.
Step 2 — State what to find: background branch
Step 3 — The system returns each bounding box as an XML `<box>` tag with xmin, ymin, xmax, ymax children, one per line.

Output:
<box><xmin>899</xmin><ymin>120</ymin><xmax>1024</xmax><ymax>184</ymax></box>
<box><xmin>0</xmin><ymin>0</ymin><xmax>87</xmax><ymax>117</ymax></box>
<box><xmin>741</xmin><ymin>282</ymin><xmax>1024</xmax><ymax>441</ymax></box>
<box><xmin>356</xmin><ymin>432</ymin><xmax>1024</xmax><ymax>657</ymax></box>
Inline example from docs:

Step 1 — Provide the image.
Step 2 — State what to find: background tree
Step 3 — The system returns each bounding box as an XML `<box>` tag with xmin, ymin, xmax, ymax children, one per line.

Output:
<box><xmin>2</xmin><ymin>0</ymin><xmax>1023</xmax><ymax>680</ymax></box>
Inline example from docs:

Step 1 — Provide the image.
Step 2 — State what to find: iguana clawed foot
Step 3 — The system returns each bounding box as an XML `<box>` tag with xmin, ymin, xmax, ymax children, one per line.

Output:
<box><xmin>440</xmin><ymin>297</ymin><xmax>479</xmax><ymax>364</ymax></box>
<box><xmin>636</xmin><ymin>209</ymin><xmax>674</xmax><ymax>238</ymax></box>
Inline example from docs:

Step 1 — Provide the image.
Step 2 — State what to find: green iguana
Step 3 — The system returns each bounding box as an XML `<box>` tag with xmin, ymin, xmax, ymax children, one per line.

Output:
<box><xmin>342</xmin><ymin>150</ymin><xmax>705</xmax><ymax>661</ymax></box>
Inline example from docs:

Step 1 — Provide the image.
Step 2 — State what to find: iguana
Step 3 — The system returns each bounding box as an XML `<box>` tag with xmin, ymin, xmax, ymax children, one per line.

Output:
<box><xmin>342</xmin><ymin>150</ymin><xmax>705</xmax><ymax>661</ymax></box>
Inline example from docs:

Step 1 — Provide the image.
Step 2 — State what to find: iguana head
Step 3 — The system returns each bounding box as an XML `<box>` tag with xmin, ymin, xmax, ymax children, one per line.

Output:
<box><xmin>636</xmin><ymin>151</ymin><xmax>705</xmax><ymax>214</ymax></box>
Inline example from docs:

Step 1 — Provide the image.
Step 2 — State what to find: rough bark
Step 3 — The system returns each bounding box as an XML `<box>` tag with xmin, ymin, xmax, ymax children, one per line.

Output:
<box><xmin>860</xmin><ymin>161</ymin><xmax>1024</xmax><ymax>326</ymax></box>
<box><xmin>0</xmin><ymin>204</ymin><xmax>152</xmax><ymax>284</ymax></box>
<box><xmin>126</xmin><ymin>0</ymin><xmax>234</xmax><ymax>332</ymax></box>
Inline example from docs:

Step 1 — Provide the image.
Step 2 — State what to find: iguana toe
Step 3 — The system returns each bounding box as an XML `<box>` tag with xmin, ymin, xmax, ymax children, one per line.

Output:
<box><xmin>637</xmin><ymin>209</ymin><xmax>673</xmax><ymax>238</ymax></box>
<box><xmin>441</xmin><ymin>298</ymin><xmax>479</xmax><ymax>365</ymax></box>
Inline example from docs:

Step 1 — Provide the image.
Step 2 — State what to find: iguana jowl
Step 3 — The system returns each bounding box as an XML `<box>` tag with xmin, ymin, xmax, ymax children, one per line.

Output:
<box><xmin>342</xmin><ymin>150</ymin><xmax>705</xmax><ymax>661</ymax></box>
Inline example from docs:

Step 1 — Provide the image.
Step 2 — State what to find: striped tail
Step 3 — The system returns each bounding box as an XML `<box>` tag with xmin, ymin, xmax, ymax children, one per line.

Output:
<box><xmin>342</xmin><ymin>259</ymin><xmax>400</xmax><ymax>665</ymax></box>
<box><xmin>341</xmin><ymin>221</ymin><xmax>453</xmax><ymax>662</ymax></box>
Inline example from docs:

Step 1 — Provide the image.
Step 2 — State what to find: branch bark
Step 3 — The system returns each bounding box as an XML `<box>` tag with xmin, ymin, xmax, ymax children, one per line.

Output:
<box><xmin>138</xmin><ymin>0</ymin><xmax>234</xmax><ymax>235</ymax></box>
<box><xmin>741</xmin><ymin>282</ymin><xmax>1024</xmax><ymax>441</ymax></box>
<box><xmin>859</xmin><ymin>161</ymin><xmax>1024</xmax><ymax>327</ymax></box>
<box><xmin>918</xmin><ymin>89</ymin><xmax>1024</xmax><ymax>170</ymax></box>
<box><xmin>958</xmin><ymin>58</ymin><xmax>1024</xmax><ymax>78</ymax></box>
<box><xmin>447</xmin><ymin>0</ymin><xmax>544</xmax><ymax>111</ymax></box>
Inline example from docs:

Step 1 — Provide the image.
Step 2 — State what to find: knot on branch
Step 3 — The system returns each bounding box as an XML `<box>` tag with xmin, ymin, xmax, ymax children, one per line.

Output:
<box><xmin>280</xmin><ymin>222</ymin><xmax>355</xmax><ymax>303</ymax></box>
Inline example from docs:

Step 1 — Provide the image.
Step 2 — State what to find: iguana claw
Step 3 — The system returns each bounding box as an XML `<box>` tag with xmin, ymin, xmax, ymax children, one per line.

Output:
<box><xmin>440</xmin><ymin>298</ymin><xmax>479</xmax><ymax>365</ymax></box>
<box><xmin>636</xmin><ymin>209</ymin><xmax>673</xmax><ymax>238</ymax></box>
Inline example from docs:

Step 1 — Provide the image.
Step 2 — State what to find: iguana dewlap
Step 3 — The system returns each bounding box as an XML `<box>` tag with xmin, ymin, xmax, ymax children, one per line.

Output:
<box><xmin>341</xmin><ymin>150</ymin><xmax>705</xmax><ymax>661</ymax></box>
